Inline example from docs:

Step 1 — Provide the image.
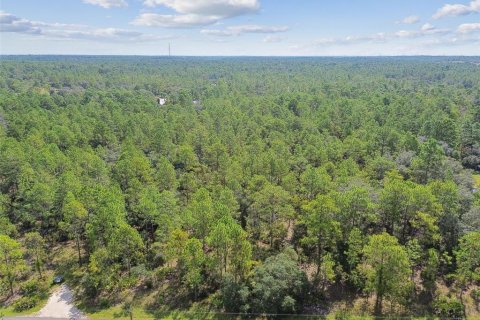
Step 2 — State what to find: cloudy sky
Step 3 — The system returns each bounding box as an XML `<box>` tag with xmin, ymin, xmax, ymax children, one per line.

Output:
<box><xmin>1</xmin><ymin>0</ymin><xmax>480</xmax><ymax>55</ymax></box>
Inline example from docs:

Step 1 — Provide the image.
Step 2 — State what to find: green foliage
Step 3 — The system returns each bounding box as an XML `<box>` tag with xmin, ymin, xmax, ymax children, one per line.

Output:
<box><xmin>1</xmin><ymin>57</ymin><xmax>479</xmax><ymax>317</ymax></box>
<box><xmin>24</xmin><ymin>232</ymin><xmax>47</xmax><ymax>278</ymax></box>
<box><xmin>84</xmin><ymin>247</ymin><xmax>120</xmax><ymax>298</ymax></box>
<box><xmin>187</xmin><ymin>188</ymin><xmax>214</xmax><ymax>242</ymax></box>
<box><xmin>108</xmin><ymin>223</ymin><xmax>144</xmax><ymax>273</ymax></box>
<box><xmin>85</xmin><ymin>185</ymin><xmax>127</xmax><ymax>250</ymax></box>
<box><xmin>345</xmin><ymin>227</ymin><xmax>365</xmax><ymax>286</ymax></box>
<box><xmin>248</xmin><ymin>248</ymin><xmax>308</xmax><ymax>315</ymax></box>
<box><xmin>0</xmin><ymin>213</ymin><xmax>16</xmax><ymax>237</ymax></box>
<box><xmin>248</xmin><ymin>182</ymin><xmax>294</xmax><ymax>249</ymax></box>
<box><xmin>156</xmin><ymin>157</ymin><xmax>178</xmax><ymax>192</ymax></box>
<box><xmin>13</xmin><ymin>296</ymin><xmax>38</xmax><ymax>312</ymax></box>
<box><xmin>0</xmin><ymin>234</ymin><xmax>26</xmax><ymax>296</ymax></box>
<box><xmin>19</xmin><ymin>278</ymin><xmax>49</xmax><ymax>299</ymax></box>
<box><xmin>471</xmin><ymin>288</ymin><xmax>480</xmax><ymax>305</ymax></box>
<box><xmin>300</xmin><ymin>165</ymin><xmax>332</xmax><ymax>200</ymax></box>
<box><xmin>455</xmin><ymin>231</ymin><xmax>480</xmax><ymax>287</ymax></box>
<box><xmin>359</xmin><ymin>233</ymin><xmax>412</xmax><ymax>314</ymax></box>
<box><xmin>301</xmin><ymin>194</ymin><xmax>340</xmax><ymax>280</ymax></box>
<box><xmin>165</xmin><ymin>228</ymin><xmax>189</xmax><ymax>265</ymax></box>
<box><xmin>181</xmin><ymin>238</ymin><xmax>205</xmax><ymax>296</ymax></box>
<box><xmin>62</xmin><ymin>191</ymin><xmax>88</xmax><ymax>264</ymax></box>
<box><xmin>420</xmin><ymin>248</ymin><xmax>440</xmax><ymax>294</ymax></box>
<box><xmin>412</xmin><ymin>138</ymin><xmax>445</xmax><ymax>184</ymax></box>
<box><xmin>380</xmin><ymin>170</ymin><xmax>441</xmax><ymax>245</ymax></box>
<box><xmin>220</xmin><ymin>274</ymin><xmax>250</xmax><ymax>314</ymax></box>
<box><xmin>207</xmin><ymin>216</ymin><xmax>252</xmax><ymax>280</ymax></box>
<box><xmin>433</xmin><ymin>295</ymin><xmax>465</xmax><ymax>319</ymax></box>
<box><xmin>334</xmin><ymin>186</ymin><xmax>376</xmax><ymax>236</ymax></box>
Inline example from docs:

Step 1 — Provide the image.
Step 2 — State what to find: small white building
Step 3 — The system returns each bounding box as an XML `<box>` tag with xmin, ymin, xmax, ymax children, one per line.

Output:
<box><xmin>157</xmin><ymin>97</ymin><xmax>166</xmax><ymax>106</ymax></box>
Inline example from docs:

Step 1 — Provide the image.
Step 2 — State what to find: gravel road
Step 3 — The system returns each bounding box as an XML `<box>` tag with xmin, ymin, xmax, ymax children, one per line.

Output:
<box><xmin>4</xmin><ymin>284</ymin><xmax>87</xmax><ymax>320</ymax></box>
<box><xmin>37</xmin><ymin>284</ymin><xmax>86</xmax><ymax>319</ymax></box>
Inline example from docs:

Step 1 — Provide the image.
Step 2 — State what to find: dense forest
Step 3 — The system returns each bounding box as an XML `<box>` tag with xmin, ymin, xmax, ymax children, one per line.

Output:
<box><xmin>0</xmin><ymin>56</ymin><xmax>479</xmax><ymax>318</ymax></box>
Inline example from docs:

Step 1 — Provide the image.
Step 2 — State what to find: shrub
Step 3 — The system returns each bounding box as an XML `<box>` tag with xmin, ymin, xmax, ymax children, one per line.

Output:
<box><xmin>155</xmin><ymin>266</ymin><xmax>174</xmax><ymax>282</ymax></box>
<box><xmin>19</xmin><ymin>279</ymin><xmax>49</xmax><ymax>299</ymax></box>
<box><xmin>433</xmin><ymin>295</ymin><xmax>465</xmax><ymax>319</ymax></box>
<box><xmin>0</xmin><ymin>280</ymin><xmax>8</xmax><ymax>298</ymax></box>
<box><xmin>472</xmin><ymin>289</ymin><xmax>480</xmax><ymax>305</ymax></box>
<box><xmin>220</xmin><ymin>274</ymin><xmax>250</xmax><ymax>313</ymax></box>
<box><xmin>249</xmin><ymin>248</ymin><xmax>308</xmax><ymax>314</ymax></box>
<box><xmin>13</xmin><ymin>296</ymin><xmax>38</xmax><ymax>311</ymax></box>
<box><xmin>334</xmin><ymin>309</ymin><xmax>356</xmax><ymax>320</ymax></box>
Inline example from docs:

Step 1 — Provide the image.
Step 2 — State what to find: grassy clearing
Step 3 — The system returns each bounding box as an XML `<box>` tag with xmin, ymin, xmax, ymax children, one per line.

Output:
<box><xmin>85</xmin><ymin>305</ymin><xmax>151</xmax><ymax>320</ymax></box>
<box><xmin>0</xmin><ymin>243</ymin><xmax>76</xmax><ymax>318</ymax></box>
<box><xmin>0</xmin><ymin>272</ymin><xmax>56</xmax><ymax>317</ymax></box>
<box><xmin>85</xmin><ymin>304</ymin><xmax>237</xmax><ymax>320</ymax></box>
<box><xmin>0</xmin><ymin>296</ymin><xmax>47</xmax><ymax>317</ymax></box>
<box><xmin>473</xmin><ymin>174</ymin><xmax>480</xmax><ymax>189</ymax></box>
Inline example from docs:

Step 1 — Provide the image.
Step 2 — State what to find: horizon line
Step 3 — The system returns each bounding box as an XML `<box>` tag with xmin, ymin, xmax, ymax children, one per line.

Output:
<box><xmin>1</xmin><ymin>54</ymin><xmax>480</xmax><ymax>58</ymax></box>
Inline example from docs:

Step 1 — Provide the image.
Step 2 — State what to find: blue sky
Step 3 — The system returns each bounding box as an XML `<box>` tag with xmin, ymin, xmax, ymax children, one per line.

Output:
<box><xmin>1</xmin><ymin>0</ymin><xmax>480</xmax><ymax>55</ymax></box>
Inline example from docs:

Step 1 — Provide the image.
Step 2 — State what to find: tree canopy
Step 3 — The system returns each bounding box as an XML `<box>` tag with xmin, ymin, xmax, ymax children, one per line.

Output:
<box><xmin>0</xmin><ymin>56</ymin><xmax>479</xmax><ymax>317</ymax></box>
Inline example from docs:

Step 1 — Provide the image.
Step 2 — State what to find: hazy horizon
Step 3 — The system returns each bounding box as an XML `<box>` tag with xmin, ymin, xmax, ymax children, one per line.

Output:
<box><xmin>1</xmin><ymin>54</ymin><xmax>480</xmax><ymax>58</ymax></box>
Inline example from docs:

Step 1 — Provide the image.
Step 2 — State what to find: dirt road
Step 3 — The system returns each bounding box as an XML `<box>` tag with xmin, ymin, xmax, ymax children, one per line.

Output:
<box><xmin>35</xmin><ymin>284</ymin><xmax>86</xmax><ymax>319</ymax></box>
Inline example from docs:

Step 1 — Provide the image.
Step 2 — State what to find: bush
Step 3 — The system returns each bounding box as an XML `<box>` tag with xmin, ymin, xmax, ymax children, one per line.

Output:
<box><xmin>20</xmin><ymin>280</ymin><xmax>38</xmax><ymax>296</ymax></box>
<box><xmin>0</xmin><ymin>280</ymin><xmax>8</xmax><ymax>298</ymax></box>
<box><xmin>13</xmin><ymin>296</ymin><xmax>38</xmax><ymax>311</ymax></box>
<box><xmin>19</xmin><ymin>279</ymin><xmax>49</xmax><ymax>299</ymax></box>
<box><xmin>220</xmin><ymin>274</ymin><xmax>250</xmax><ymax>313</ymax></box>
<box><xmin>249</xmin><ymin>248</ymin><xmax>308</xmax><ymax>315</ymax></box>
<box><xmin>472</xmin><ymin>289</ymin><xmax>480</xmax><ymax>304</ymax></box>
<box><xmin>433</xmin><ymin>295</ymin><xmax>465</xmax><ymax>319</ymax></box>
<box><xmin>155</xmin><ymin>266</ymin><xmax>174</xmax><ymax>282</ymax></box>
<box><xmin>334</xmin><ymin>309</ymin><xmax>355</xmax><ymax>320</ymax></box>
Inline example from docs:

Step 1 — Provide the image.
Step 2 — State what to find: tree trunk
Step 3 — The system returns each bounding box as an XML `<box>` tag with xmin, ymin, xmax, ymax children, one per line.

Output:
<box><xmin>269</xmin><ymin>211</ymin><xmax>275</xmax><ymax>249</ymax></box>
<box><xmin>375</xmin><ymin>256</ymin><xmax>385</xmax><ymax>315</ymax></box>
<box><xmin>36</xmin><ymin>255</ymin><xmax>43</xmax><ymax>278</ymax></box>
<box><xmin>374</xmin><ymin>293</ymin><xmax>383</xmax><ymax>315</ymax></box>
<box><xmin>9</xmin><ymin>279</ymin><xmax>14</xmax><ymax>297</ymax></box>
<box><xmin>224</xmin><ymin>253</ymin><xmax>227</xmax><ymax>275</ymax></box>
<box><xmin>76</xmin><ymin>235</ymin><xmax>82</xmax><ymax>265</ymax></box>
<box><xmin>315</xmin><ymin>236</ymin><xmax>322</xmax><ymax>277</ymax></box>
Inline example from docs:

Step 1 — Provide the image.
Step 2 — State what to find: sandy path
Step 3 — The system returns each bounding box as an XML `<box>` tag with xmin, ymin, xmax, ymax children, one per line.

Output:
<box><xmin>35</xmin><ymin>284</ymin><xmax>86</xmax><ymax>319</ymax></box>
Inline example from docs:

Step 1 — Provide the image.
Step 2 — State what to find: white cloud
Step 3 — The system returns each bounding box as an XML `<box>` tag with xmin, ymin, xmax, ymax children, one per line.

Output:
<box><xmin>142</xmin><ymin>0</ymin><xmax>259</xmax><ymax>16</ymax></box>
<box><xmin>201</xmin><ymin>24</ymin><xmax>289</xmax><ymax>36</ymax></box>
<box><xmin>134</xmin><ymin>0</ymin><xmax>260</xmax><ymax>28</ymax></box>
<box><xmin>0</xmin><ymin>11</ymin><xmax>44</xmax><ymax>34</ymax></box>
<box><xmin>433</xmin><ymin>0</ymin><xmax>480</xmax><ymax>19</ymax></box>
<box><xmin>458</xmin><ymin>22</ymin><xmax>480</xmax><ymax>33</ymax></box>
<box><xmin>399</xmin><ymin>15</ymin><xmax>420</xmax><ymax>24</ymax></box>
<box><xmin>313</xmin><ymin>33</ymin><xmax>387</xmax><ymax>46</ymax></box>
<box><xmin>309</xmin><ymin>25</ymin><xmax>450</xmax><ymax>47</ymax></box>
<box><xmin>0</xmin><ymin>12</ymin><xmax>19</xmax><ymax>24</ymax></box>
<box><xmin>263</xmin><ymin>35</ymin><xmax>285</xmax><ymax>43</ymax></box>
<box><xmin>395</xmin><ymin>23</ymin><xmax>450</xmax><ymax>38</ymax></box>
<box><xmin>421</xmin><ymin>23</ymin><xmax>435</xmax><ymax>31</ymax></box>
<box><xmin>131</xmin><ymin>13</ymin><xmax>219</xmax><ymax>27</ymax></box>
<box><xmin>45</xmin><ymin>28</ymin><xmax>173</xmax><ymax>42</ymax></box>
<box><xmin>433</xmin><ymin>4</ymin><xmax>472</xmax><ymax>19</ymax></box>
<box><xmin>291</xmin><ymin>28</ymin><xmax>479</xmax><ymax>56</ymax></box>
<box><xmin>395</xmin><ymin>30</ymin><xmax>419</xmax><ymax>38</ymax></box>
<box><xmin>0</xmin><ymin>11</ymin><xmax>171</xmax><ymax>42</ymax></box>
<box><xmin>83</xmin><ymin>0</ymin><xmax>128</xmax><ymax>8</ymax></box>
<box><xmin>421</xmin><ymin>34</ymin><xmax>480</xmax><ymax>46</ymax></box>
